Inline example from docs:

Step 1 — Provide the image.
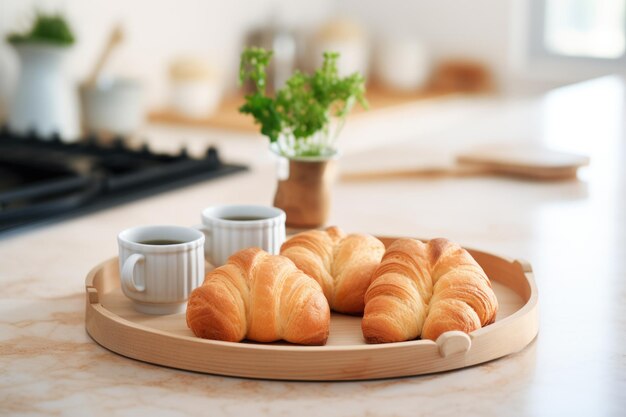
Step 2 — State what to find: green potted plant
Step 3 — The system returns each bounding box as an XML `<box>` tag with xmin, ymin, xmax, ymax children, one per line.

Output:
<box><xmin>7</xmin><ymin>12</ymin><xmax>79</xmax><ymax>140</ymax></box>
<box><xmin>239</xmin><ymin>47</ymin><xmax>367</xmax><ymax>228</ymax></box>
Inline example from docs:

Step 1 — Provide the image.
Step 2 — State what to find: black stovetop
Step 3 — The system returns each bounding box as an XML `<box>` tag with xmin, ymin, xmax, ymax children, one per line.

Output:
<box><xmin>0</xmin><ymin>128</ymin><xmax>247</xmax><ymax>236</ymax></box>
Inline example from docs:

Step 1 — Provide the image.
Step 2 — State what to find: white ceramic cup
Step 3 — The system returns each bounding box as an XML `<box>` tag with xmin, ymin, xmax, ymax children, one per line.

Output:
<box><xmin>197</xmin><ymin>205</ymin><xmax>286</xmax><ymax>266</ymax></box>
<box><xmin>118</xmin><ymin>225</ymin><xmax>205</xmax><ymax>315</ymax></box>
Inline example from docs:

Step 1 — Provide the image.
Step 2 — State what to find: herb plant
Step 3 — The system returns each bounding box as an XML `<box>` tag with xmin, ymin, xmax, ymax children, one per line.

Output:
<box><xmin>7</xmin><ymin>13</ymin><xmax>75</xmax><ymax>46</ymax></box>
<box><xmin>239</xmin><ymin>47</ymin><xmax>367</xmax><ymax>158</ymax></box>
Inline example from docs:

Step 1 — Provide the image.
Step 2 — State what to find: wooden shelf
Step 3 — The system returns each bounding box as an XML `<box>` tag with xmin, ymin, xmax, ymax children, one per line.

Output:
<box><xmin>148</xmin><ymin>85</ymin><xmax>461</xmax><ymax>132</ymax></box>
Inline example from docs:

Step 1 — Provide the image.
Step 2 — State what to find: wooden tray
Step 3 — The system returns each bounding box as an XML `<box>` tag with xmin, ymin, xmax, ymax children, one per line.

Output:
<box><xmin>85</xmin><ymin>237</ymin><xmax>538</xmax><ymax>381</ymax></box>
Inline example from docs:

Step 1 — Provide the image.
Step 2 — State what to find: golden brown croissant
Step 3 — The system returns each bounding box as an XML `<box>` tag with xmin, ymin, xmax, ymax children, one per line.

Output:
<box><xmin>361</xmin><ymin>238</ymin><xmax>433</xmax><ymax>343</ymax></box>
<box><xmin>421</xmin><ymin>238</ymin><xmax>498</xmax><ymax>340</ymax></box>
<box><xmin>362</xmin><ymin>238</ymin><xmax>498</xmax><ymax>343</ymax></box>
<box><xmin>280</xmin><ymin>226</ymin><xmax>385</xmax><ymax>314</ymax></box>
<box><xmin>186</xmin><ymin>248</ymin><xmax>330</xmax><ymax>345</ymax></box>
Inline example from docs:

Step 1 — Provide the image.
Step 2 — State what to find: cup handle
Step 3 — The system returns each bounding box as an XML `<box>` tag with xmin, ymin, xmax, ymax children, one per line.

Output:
<box><xmin>121</xmin><ymin>253</ymin><xmax>146</xmax><ymax>293</ymax></box>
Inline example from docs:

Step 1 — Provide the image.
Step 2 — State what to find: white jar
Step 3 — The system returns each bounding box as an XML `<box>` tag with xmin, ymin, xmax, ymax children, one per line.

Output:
<box><xmin>8</xmin><ymin>43</ymin><xmax>80</xmax><ymax>141</ymax></box>
<box><xmin>168</xmin><ymin>58</ymin><xmax>222</xmax><ymax>118</ymax></box>
<box><xmin>311</xmin><ymin>18</ymin><xmax>369</xmax><ymax>79</ymax></box>
<box><xmin>375</xmin><ymin>36</ymin><xmax>431</xmax><ymax>92</ymax></box>
<box><xmin>81</xmin><ymin>78</ymin><xmax>144</xmax><ymax>136</ymax></box>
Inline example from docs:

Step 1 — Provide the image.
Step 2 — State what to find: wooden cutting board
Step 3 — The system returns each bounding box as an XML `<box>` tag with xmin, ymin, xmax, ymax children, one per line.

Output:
<box><xmin>341</xmin><ymin>144</ymin><xmax>590</xmax><ymax>181</ymax></box>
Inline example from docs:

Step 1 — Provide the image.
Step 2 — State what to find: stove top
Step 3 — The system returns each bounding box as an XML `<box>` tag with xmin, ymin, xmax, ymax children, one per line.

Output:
<box><xmin>0</xmin><ymin>128</ymin><xmax>247</xmax><ymax>236</ymax></box>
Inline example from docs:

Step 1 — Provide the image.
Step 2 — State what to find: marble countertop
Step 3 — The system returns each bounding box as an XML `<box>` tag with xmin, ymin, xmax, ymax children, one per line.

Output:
<box><xmin>1</xmin><ymin>77</ymin><xmax>624</xmax><ymax>416</ymax></box>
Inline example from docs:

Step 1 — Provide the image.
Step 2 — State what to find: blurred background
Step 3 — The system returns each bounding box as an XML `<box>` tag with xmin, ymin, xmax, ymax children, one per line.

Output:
<box><xmin>0</xmin><ymin>0</ymin><xmax>623</xmax><ymax>233</ymax></box>
<box><xmin>1</xmin><ymin>0</ymin><xmax>624</xmax><ymax>116</ymax></box>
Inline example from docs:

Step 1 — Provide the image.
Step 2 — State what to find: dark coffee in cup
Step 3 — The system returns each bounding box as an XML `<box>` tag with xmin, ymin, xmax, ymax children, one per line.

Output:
<box><xmin>139</xmin><ymin>239</ymin><xmax>185</xmax><ymax>245</ymax></box>
<box><xmin>220</xmin><ymin>216</ymin><xmax>266</xmax><ymax>221</ymax></box>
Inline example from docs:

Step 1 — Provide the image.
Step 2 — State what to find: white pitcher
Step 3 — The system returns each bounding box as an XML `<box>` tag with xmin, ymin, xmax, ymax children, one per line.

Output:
<box><xmin>8</xmin><ymin>43</ymin><xmax>80</xmax><ymax>142</ymax></box>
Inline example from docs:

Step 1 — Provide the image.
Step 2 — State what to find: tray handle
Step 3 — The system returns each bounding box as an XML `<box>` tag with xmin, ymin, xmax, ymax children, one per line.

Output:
<box><xmin>436</xmin><ymin>331</ymin><xmax>472</xmax><ymax>357</ymax></box>
<box><xmin>86</xmin><ymin>286</ymin><xmax>99</xmax><ymax>304</ymax></box>
<box><xmin>514</xmin><ymin>258</ymin><xmax>533</xmax><ymax>273</ymax></box>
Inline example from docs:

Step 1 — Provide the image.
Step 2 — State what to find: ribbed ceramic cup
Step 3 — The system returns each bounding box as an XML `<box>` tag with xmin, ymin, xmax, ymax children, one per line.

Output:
<box><xmin>198</xmin><ymin>205</ymin><xmax>286</xmax><ymax>266</ymax></box>
<box><xmin>117</xmin><ymin>225</ymin><xmax>205</xmax><ymax>315</ymax></box>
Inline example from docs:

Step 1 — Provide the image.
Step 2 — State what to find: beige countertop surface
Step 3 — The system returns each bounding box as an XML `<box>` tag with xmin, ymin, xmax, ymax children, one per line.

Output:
<box><xmin>1</xmin><ymin>76</ymin><xmax>624</xmax><ymax>416</ymax></box>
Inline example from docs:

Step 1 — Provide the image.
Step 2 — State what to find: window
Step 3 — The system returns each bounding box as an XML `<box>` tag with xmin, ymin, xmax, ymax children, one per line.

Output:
<box><xmin>529</xmin><ymin>0</ymin><xmax>626</xmax><ymax>69</ymax></box>
<box><xmin>545</xmin><ymin>0</ymin><xmax>625</xmax><ymax>58</ymax></box>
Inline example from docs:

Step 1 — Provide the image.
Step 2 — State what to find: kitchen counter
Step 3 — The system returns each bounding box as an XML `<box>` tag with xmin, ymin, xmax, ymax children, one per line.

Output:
<box><xmin>1</xmin><ymin>76</ymin><xmax>624</xmax><ymax>416</ymax></box>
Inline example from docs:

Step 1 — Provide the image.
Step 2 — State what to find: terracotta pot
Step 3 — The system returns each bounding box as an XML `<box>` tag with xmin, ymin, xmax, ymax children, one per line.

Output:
<box><xmin>273</xmin><ymin>157</ymin><xmax>336</xmax><ymax>228</ymax></box>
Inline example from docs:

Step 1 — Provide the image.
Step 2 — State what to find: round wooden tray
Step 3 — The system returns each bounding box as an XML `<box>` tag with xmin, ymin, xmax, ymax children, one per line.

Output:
<box><xmin>85</xmin><ymin>237</ymin><xmax>538</xmax><ymax>381</ymax></box>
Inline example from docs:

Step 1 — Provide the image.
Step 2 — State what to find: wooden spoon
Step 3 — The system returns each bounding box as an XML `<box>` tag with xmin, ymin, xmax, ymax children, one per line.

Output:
<box><xmin>86</xmin><ymin>24</ymin><xmax>124</xmax><ymax>87</ymax></box>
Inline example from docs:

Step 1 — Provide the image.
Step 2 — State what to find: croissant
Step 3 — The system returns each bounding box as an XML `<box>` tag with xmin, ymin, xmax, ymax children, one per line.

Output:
<box><xmin>361</xmin><ymin>238</ymin><xmax>433</xmax><ymax>343</ymax></box>
<box><xmin>280</xmin><ymin>226</ymin><xmax>385</xmax><ymax>314</ymax></box>
<box><xmin>421</xmin><ymin>238</ymin><xmax>498</xmax><ymax>340</ymax></box>
<box><xmin>362</xmin><ymin>238</ymin><xmax>498</xmax><ymax>343</ymax></box>
<box><xmin>186</xmin><ymin>247</ymin><xmax>330</xmax><ymax>345</ymax></box>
